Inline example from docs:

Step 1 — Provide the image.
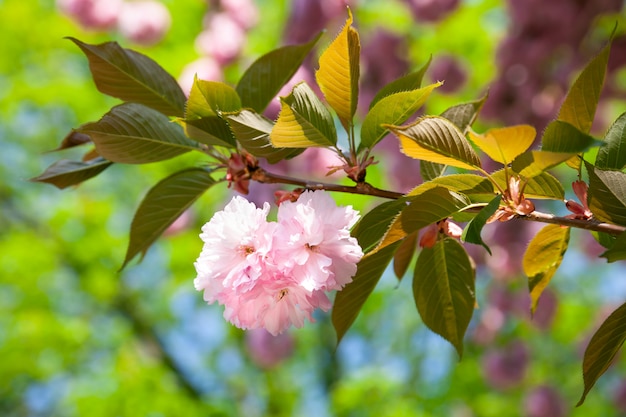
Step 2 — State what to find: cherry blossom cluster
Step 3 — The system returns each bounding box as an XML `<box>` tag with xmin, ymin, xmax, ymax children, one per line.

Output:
<box><xmin>57</xmin><ymin>0</ymin><xmax>171</xmax><ymax>46</ymax></box>
<box><xmin>194</xmin><ymin>190</ymin><xmax>363</xmax><ymax>335</ymax></box>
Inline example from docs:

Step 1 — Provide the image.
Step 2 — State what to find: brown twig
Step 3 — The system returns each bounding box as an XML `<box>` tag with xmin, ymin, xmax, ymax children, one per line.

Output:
<box><xmin>250</xmin><ymin>166</ymin><xmax>626</xmax><ymax>237</ymax></box>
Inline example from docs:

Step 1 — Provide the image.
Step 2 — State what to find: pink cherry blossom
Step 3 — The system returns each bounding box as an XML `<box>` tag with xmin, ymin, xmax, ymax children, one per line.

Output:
<box><xmin>194</xmin><ymin>191</ymin><xmax>362</xmax><ymax>335</ymax></box>
<box><xmin>194</xmin><ymin>196</ymin><xmax>275</xmax><ymax>301</ymax></box>
<box><xmin>274</xmin><ymin>190</ymin><xmax>362</xmax><ymax>291</ymax></box>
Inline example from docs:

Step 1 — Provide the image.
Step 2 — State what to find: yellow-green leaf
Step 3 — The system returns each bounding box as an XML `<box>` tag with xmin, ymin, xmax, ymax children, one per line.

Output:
<box><xmin>270</xmin><ymin>82</ymin><xmax>337</xmax><ymax>148</ymax></box>
<box><xmin>360</xmin><ymin>82</ymin><xmax>442</xmax><ymax>150</ymax></box>
<box><xmin>413</xmin><ymin>238</ymin><xmax>476</xmax><ymax>358</ymax></box>
<box><xmin>468</xmin><ymin>124</ymin><xmax>536</xmax><ymax>165</ymax></box>
<box><xmin>315</xmin><ymin>9</ymin><xmax>360</xmax><ymax>130</ymax></box>
<box><xmin>559</xmin><ymin>38</ymin><xmax>611</xmax><ymax>134</ymax></box>
<box><xmin>387</xmin><ymin>116</ymin><xmax>481</xmax><ymax>170</ymax></box>
<box><xmin>523</xmin><ymin>224</ymin><xmax>570</xmax><ymax>313</ymax></box>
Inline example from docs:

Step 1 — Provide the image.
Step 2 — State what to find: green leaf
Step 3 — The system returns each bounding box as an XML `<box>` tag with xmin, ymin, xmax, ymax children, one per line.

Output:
<box><xmin>226</xmin><ymin>109</ymin><xmax>303</xmax><ymax>163</ymax></box>
<box><xmin>352</xmin><ymin>199</ymin><xmax>408</xmax><ymax>254</ymax></box>
<box><xmin>523</xmin><ymin>224</ymin><xmax>570</xmax><ymax>313</ymax></box>
<box><xmin>596</xmin><ymin>112</ymin><xmax>626</xmax><ymax>170</ymax></box>
<box><xmin>315</xmin><ymin>9</ymin><xmax>360</xmax><ymax>130</ymax></box>
<box><xmin>177</xmin><ymin>78</ymin><xmax>242</xmax><ymax>148</ymax></box>
<box><xmin>577</xmin><ymin>302</ymin><xmax>626</xmax><ymax>406</ymax></box>
<box><xmin>421</xmin><ymin>95</ymin><xmax>488</xmax><ymax>181</ymax></box>
<box><xmin>420</xmin><ymin>161</ymin><xmax>447</xmax><ymax>182</ymax></box>
<box><xmin>559</xmin><ymin>38</ymin><xmax>611</xmax><ymax>134</ymax></box>
<box><xmin>122</xmin><ymin>168</ymin><xmax>217</xmax><ymax>269</ymax></box>
<box><xmin>408</xmin><ymin>173</ymin><xmax>494</xmax><ymax>202</ymax></box>
<box><xmin>178</xmin><ymin>117</ymin><xmax>236</xmax><ymax>148</ymax></box>
<box><xmin>373</xmin><ymin>187</ymin><xmax>470</xmax><ymax>254</ymax></box>
<box><xmin>270</xmin><ymin>82</ymin><xmax>337</xmax><ymax>148</ymax></box>
<box><xmin>186</xmin><ymin>78</ymin><xmax>241</xmax><ymax>119</ymax></box>
<box><xmin>332</xmin><ymin>242</ymin><xmax>400</xmax><ymax>345</ymax></box>
<box><xmin>413</xmin><ymin>238</ymin><xmax>476</xmax><ymax>358</ymax></box>
<box><xmin>68</xmin><ymin>38</ymin><xmax>186</xmax><ymax>117</ymax></box>
<box><xmin>468</xmin><ymin>125</ymin><xmax>536</xmax><ymax>165</ymax></box>
<box><xmin>360</xmin><ymin>82</ymin><xmax>442</xmax><ymax>150</ymax></box>
<box><xmin>587</xmin><ymin>163</ymin><xmax>626</xmax><ymax>225</ymax></box>
<box><xmin>491</xmin><ymin>170</ymin><xmax>564</xmax><ymax>200</ymax></box>
<box><xmin>601</xmin><ymin>232</ymin><xmax>626</xmax><ymax>262</ymax></box>
<box><xmin>79</xmin><ymin>103</ymin><xmax>200</xmax><ymax>164</ymax></box>
<box><xmin>386</xmin><ymin>116</ymin><xmax>481</xmax><ymax>170</ymax></box>
<box><xmin>236</xmin><ymin>32</ymin><xmax>322</xmax><ymax>113</ymax></box>
<box><xmin>510</xmin><ymin>150</ymin><xmax>576</xmax><ymax>179</ymax></box>
<box><xmin>369</xmin><ymin>56</ymin><xmax>431</xmax><ymax>109</ymax></box>
<box><xmin>30</xmin><ymin>158</ymin><xmax>112</xmax><ymax>189</ymax></box>
<box><xmin>393</xmin><ymin>232</ymin><xmax>417</xmax><ymax>281</ymax></box>
<box><xmin>541</xmin><ymin>120</ymin><xmax>600</xmax><ymax>153</ymax></box>
<box><xmin>440</xmin><ymin>94</ymin><xmax>488</xmax><ymax>133</ymax></box>
<box><xmin>462</xmin><ymin>194</ymin><xmax>502</xmax><ymax>255</ymax></box>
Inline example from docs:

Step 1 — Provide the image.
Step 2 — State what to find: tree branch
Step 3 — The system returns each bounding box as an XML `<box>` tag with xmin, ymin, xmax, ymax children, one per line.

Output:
<box><xmin>250</xmin><ymin>166</ymin><xmax>626</xmax><ymax>237</ymax></box>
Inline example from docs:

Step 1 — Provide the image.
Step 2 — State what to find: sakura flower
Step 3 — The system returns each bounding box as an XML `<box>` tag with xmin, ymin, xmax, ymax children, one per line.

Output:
<box><xmin>194</xmin><ymin>196</ymin><xmax>275</xmax><ymax>302</ymax></box>
<box><xmin>274</xmin><ymin>190</ymin><xmax>363</xmax><ymax>291</ymax></box>
<box><xmin>194</xmin><ymin>191</ymin><xmax>362</xmax><ymax>335</ymax></box>
<box><xmin>565</xmin><ymin>180</ymin><xmax>593</xmax><ymax>220</ymax></box>
<box><xmin>488</xmin><ymin>176</ymin><xmax>535</xmax><ymax>223</ymax></box>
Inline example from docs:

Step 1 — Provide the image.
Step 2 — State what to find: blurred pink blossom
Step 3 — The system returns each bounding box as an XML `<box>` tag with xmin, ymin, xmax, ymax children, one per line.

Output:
<box><xmin>221</xmin><ymin>0</ymin><xmax>259</xmax><ymax>30</ymax></box>
<box><xmin>178</xmin><ymin>57</ymin><xmax>223</xmax><ymax>95</ymax></box>
<box><xmin>523</xmin><ymin>385</ymin><xmax>567</xmax><ymax>417</ymax></box>
<box><xmin>196</xmin><ymin>12</ymin><xmax>247</xmax><ymax>65</ymax></box>
<box><xmin>245</xmin><ymin>328</ymin><xmax>295</xmax><ymax>369</ymax></box>
<box><xmin>56</xmin><ymin>0</ymin><xmax>123</xmax><ymax>30</ymax></box>
<box><xmin>117</xmin><ymin>1</ymin><xmax>172</xmax><ymax>46</ymax></box>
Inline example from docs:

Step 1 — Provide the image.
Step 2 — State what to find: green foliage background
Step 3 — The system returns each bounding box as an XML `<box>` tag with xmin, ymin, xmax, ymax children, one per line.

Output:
<box><xmin>2</xmin><ymin>0</ymin><xmax>625</xmax><ymax>416</ymax></box>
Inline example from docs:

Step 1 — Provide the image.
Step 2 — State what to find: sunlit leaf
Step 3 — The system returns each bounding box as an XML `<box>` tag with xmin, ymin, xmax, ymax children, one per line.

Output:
<box><xmin>178</xmin><ymin>117</ymin><xmax>236</xmax><ymax>148</ymax></box>
<box><xmin>79</xmin><ymin>103</ymin><xmax>200</xmax><ymax>164</ymax></box>
<box><xmin>421</xmin><ymin>94</ymin><xmax>487</xmax><ymax>181</ymax></box>
<box><xmin>68</xmin><ymin>37</ymin><xmax>186</xmax><ymax>117</ymax></box>
<box><xmin>186</xmin><ymin>78</ymin><xmax>241</xmax><ymax>120</ymax></box>
<box><xmin>559</xmin><ymin>37</ymin><xmax>611</xmax><ymax>134</ymax></box>
<box><xmin>369</xmin><ymin>55</ymin><xmax>431</xmax><ymax>109</ymax></box>
<box><xmin>407</xmin><ymin>173</ymin><xmax>494</xmax><ymax>202</ymax></box>
<box><xmin>236</xmin><ymin>32</ymin><xmax>322</xmax><ymax>113</ymax></box>
<box><xmin>352</xmin><ymin>199</ymin><xmax>408</xmax><ymax>254</ymax></box>
<box><xmin>511</xmin><ymin>150</ymin><xmax>578</xmax><ymax>179</ymax></box>
<box><xmin>596</xmin><ymin>112</ymin><xmax>626</xmax><ymax>170</ymax></box>
<box><xmin>122</xmin><ymin>168</ymin><xmax>217</xmax><ymax>269</ymax></box>
<box><xmin>541</xmin><ymin>120</ymin><xmax>600</xmax><ymax>152</ymax></box>
<box><xmin>360</xmin><ymin>82</ymin><xmax>442</xmax><ymax>150</ymax></box>
<box><xmin>491</xmin><ymin>170</ymin><xmax>564</xmax><ymax>200</ymax></box>
<box><xmin>601</xmin><ymin>232</ymin><xmax>626</xmax><ymax>262</ymax></box>
<box><xmin>372</xmin><ymin>187</ymin><xmax>470</xmax><ymax>254</ymax></box>
<box><xmin>30</xmin><ymin>158</ymin><xmax>112</xmax><ymax>189</ymax></box>
<box><xmin>462</xmin><ymin>194</ymin><xmax>502</xmax><ymax>255</ymax></box>
<box><xmin>468</xmin><ymin>125</ymin><xmax>536</xmax><ymax>165</ymax></box>
<box><xmin>226</xmin><ymin>109</ymin><xmax>303</xmax><ymax>163</ymax></box>
<box><xmin>393</xmin><ymin>232</ymin><xmax>417</xmax><ymax>281</ymax></box>
<box><xmin>333</xmin><ymin>242</ymin><xmax>400</xmax><ymax>345</ymax></box>
<box><xmin>523</xmin><ymin>224</ymin><xmax>570</xmax><ymax>313</ymax></box>
<box><xmin>587</xmin><ymin>163</ymin><xmax>626</xmax><ymax>225</ymax></box>
<box><xmin>413</xmin><ymin>238</ymin><xmax>475</xmax><ymax>358</ymax></box>
<box><xmin>270</xmin><ymin>82</ymin><xmax>337</xmax><ymax>148</ymax></box>
<box><xmin>387</xmin><ymin>116</ymin><xmax>481</xmax><ymax>170</ymax></box>
<box><xmin>315</xmin><ymin>9</ymin><xmax>360</xmax><ymax>130</ymax></box>
<box><xmin>577</xmin><ymin>302</ymin><xmax>626</xmax><ymax>406</ymax></box>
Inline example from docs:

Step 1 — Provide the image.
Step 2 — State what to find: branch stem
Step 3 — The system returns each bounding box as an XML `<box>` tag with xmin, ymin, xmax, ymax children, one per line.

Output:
<box><xmin>251</xmin><ymin>167</ymin><xmax>626</xmax><ymax>236</ymax></box>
